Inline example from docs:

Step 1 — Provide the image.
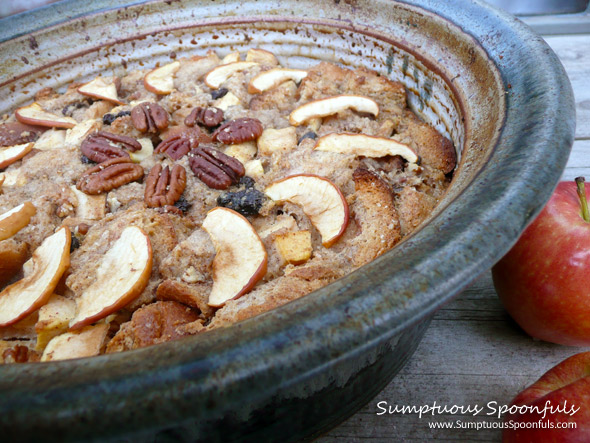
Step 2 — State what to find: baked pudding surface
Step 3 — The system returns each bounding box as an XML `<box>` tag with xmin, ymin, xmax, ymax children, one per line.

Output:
<box><xmin>0</xmin><ymin>48</ymin><xmax>455</xmax><ymax>363</ymax></box>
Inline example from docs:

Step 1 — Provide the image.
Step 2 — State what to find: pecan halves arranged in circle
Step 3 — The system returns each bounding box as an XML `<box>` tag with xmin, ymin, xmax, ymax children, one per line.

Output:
<box><xmin>154</xmin><ymin>135</ymin><xmax>198</xmax><ymax>160</ymax></box>
<box><xmin>80</xmin><ymin>131</ymin><xmax>142</xmax><ymax>163</ymax></box>
<box><xmin>185</xmin><ymin>107</ymin><xmax>224</xmax><ymax>128</ymax></box>
<box><xmin>144</xmin><ymin>163</ymin><xmax>187</xmax><ymax>208</ymax></box>
<box><xmin>76</xmin><ymin>157</ymin><xmax>144</xmax><ymax>195</ymax></box>
<box><xmin>212</xmin><ymin>118</ymin><xmax>263</xmax><ymax>144</ymax></box>
<box><xmin>188</xmin><ymin>145</ymin><xmax>245</xmax><ymax>190</ymax></box>
<box><xmin>131</xmin><ymin>102</ymin><xmax>169</xmax><ymax>133</ymax></box>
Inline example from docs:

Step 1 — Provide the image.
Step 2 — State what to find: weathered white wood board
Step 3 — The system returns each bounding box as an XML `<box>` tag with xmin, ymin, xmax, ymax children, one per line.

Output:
<box><xmin>321</xmin><ymin>33</ymin><xmax>590</xmax><ymax>442</ymax></box>
<box><xmin>545</xmin><ymin>35</ymin><xmax>590</xmax><ymax>140</ymax></box>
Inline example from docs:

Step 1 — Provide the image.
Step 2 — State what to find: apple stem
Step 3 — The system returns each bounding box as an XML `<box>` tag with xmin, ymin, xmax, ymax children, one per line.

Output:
<box><xmin>576</xmin><ymin>177</ymin><xmax>590</xmax><ymax>223</ymax></box>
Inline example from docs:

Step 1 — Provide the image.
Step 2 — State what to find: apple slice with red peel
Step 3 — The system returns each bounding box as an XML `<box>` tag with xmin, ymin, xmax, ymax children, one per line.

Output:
<box><xmin>315</xmin><ymin>133</ymin><xmax>419</xmax><ymax>164</ymax></box>
<box><xmin>78</xmin><ymin>77</ymin><xmax>124</xmax><ymax>105</ymax></box>
<box><xmin>0</xmin><ymin>201</ymin><xmax>36</xmax><ymax>241</ymax></box>
<box><xmin>202</xmin><ymin>207</ymin><xmax>268</xmax><ymax>307</ymax></box>
<box><xmin>248</xmin><ymin>68</ymin><xmax>308</xmax><ymax>94</ymax></box>
<box><xmin>265</xmin><ymin>174</ymin><xmax>349</xmax><ymax>247</ymax></box>
<box><xmin>69</xmin><ymin>226</ymin><xmax>152</xmax><ymax>330</ymax></box>
<box><xmin>0</xmin><ymin>226</ymin><xmax>71</xmax><ymax>327</ymax></box>
<box><xmin>0</xmin><ymin>142</ymin><xmax>33</xmax><ymax>169</ymax></box>
<box><xmin>204</xmin><ymin>61</ymin><xmax>258</xmax><ymax>89</ymax></box>
<box><xmin>144</xmin><ymin>61</ymin><xmax>181</xmax><ymax>95</ymax></box>
<box><xmin>289</xmin><ymin>95</ymin><xmax>379</xmax><ymax>126</ymax></box>
<box><xmin>15</xmin><ymin>103</ymin><xmax>77</xmax><ymax>129</ymax></box>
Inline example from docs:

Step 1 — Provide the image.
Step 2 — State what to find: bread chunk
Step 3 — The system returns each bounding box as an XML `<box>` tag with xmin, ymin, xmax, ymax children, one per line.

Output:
<box><xmin>106</xmin><ymin>301</ymin><xmax>200</xmax><ymax>353</ymax></box>
<box><xmin>396</xmin><ymin>186</ymin><xmax>437</xmax><ymax>236</ymax></box>
<box><xmin>396</xmin><ymin>110</ymin><xmax>456</xmax><ymax>174</ymax></box>
<box><xmin>349</xmin><ymin>168</ymin><xmax>401</xmax><ymax>267</ymax></box>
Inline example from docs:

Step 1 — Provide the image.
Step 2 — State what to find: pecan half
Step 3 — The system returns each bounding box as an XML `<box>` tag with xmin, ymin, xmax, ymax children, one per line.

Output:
<box><xmin>188</xmin><ymin>145</ymin><xmax>245</xmax><ymax>190</ymax></box>
<box><xmin>144</xmin><ymin>163</ymin><xmax>187</xmax><ymax>208</ymax></box>
<box><xmin>212</xmin><ymin>118</ymin><xmax>263</xmax><ymax>144</ymax></box>
<box><xmin>185</xmin><ymin>107</ymin><xmax>224</xmax><ymax>128</ymax></box>
<box><xmin>77</xmin><ymin>157</ymin><xmax>144</xmax><ymax>195</ymax></box>
<box><xmin>80</xmin><ymin>131</ymin><xmax>142</xmax><ymax>163</ymax></box>
<box><xmin>154</xmin><ymin>135</ymin><xmax>198</xmax><ymax>160</ymax></box>
<box><xmin>131</xmin><ymin>102</ymin><xmax>169</xmax><ymax>133</ymax></box>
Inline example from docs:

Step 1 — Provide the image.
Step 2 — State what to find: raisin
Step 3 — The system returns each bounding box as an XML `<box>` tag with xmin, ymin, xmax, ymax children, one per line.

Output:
<box><xmin>298</xmin><ymin>131</ymin><xmax>317</xmax><ymax>144</ymax></box>
<box><xmin>70</xmin><ymin>233</ymin><xmax>81</xmax><ymax>252</ymax></box>
<box><xmin>239</xmin><ymin>176</ymin><xmax>256</xmax><ymax>188</ymax></box>
<box><xmin>217</xmin><ymin>188</ymin><xmax>266</xmax><ymax>216</ymax></box>
<box><xmin>102</xmin><ymin>114</ymin><xmax>116</xmax><ymax>125</ymax></box>
<box><xmin>173</xmin><ymin>196</ymin><xmax>192</xmax><ymax>214</ymax></box>
<box><xmin>81</xmin><ymin>155</ymin><xmax>94</xmax><ymax>164</ymax></box>
<box><xmin>211</xmin><ymin>88</ymin><xmax>229</xmax><ymax>100</ymax></box>
<box><xmin>102</xmin><ymin>110</ymin><xmax>131</xmax><ymax>126</ymax></box>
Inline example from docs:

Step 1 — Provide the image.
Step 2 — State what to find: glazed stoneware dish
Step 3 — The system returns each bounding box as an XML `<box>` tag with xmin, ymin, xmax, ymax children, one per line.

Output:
<box><xmin>0</xmin><ymin>0</ymin><xmax>574</xmax><ymax>441</ymax></box>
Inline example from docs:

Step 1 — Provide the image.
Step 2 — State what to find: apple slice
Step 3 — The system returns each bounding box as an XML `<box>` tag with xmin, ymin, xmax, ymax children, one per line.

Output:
<box><xmin>265</xmin><ymin>174</ymin><xmax>349</xmax><ymax>247</ymax></box>
<box><xmin>65</xmin><ymin>119</ymin><xmax>102</xmax><ymax>149</ymax></box>
<box><xmin>248</xmin><ymin>68</ymin><xmax>308</xmax><ymax>94</ymax></box>
<box><xmin>69</xmin><ymin>226</ymin><xmax>152</xmax><ymax>330</ymax></box>
<box><xmin>78</xmin><ymin>77</ymin><xmax>124</xmax><ymax>105</ymax></box>
<box><xmin>129</xmin><ymin>137</ymin><xmax>154</xmax><ymax>163</ymax></box>
<box><xmin>0</xmin><ymin>226</ymin><xmax>71</xmax><ymax>327</ymax></box>
<box><xmin>202</xmin><ymin>207</ymin><xmax>267</xmax><ymax>307</ymax></box>
<box><xmin>214</xmin><ymin>91</ymin><xmax>241</xmax><ymax>111</ymax></box>
<box><xmin>274</xmin><ymin>230</ymin><xmax>313</xmax><ymax>265</ymax></box>
<box><xmin>222</xmin><ymin>51</ymin><xmax>240</xmax><ymax>64</ymax></box>
<box><xmin>204</xmin><ymin>61</ymin><xmax>258</xmax><ymax>89</ymax></box>
<box><xmin>289</xmin><ymin>95</ymin><xmax>379</xmax><ymax>126</ymax></box>
<box><xmin>0</xmin><ymin>142</ymin><xmax>33</xmax><ymax>169</ymax></box>
<box><xmin>32</xmin><ymin>129</ymin><xmax>67</xmax><ymax>151</ymax></box>
<box><xmin>41</xmin><ymin>324</ymin><xmax>109</xmax><ymax>362</ymax></box>
<box><xmin>35</xmin><ymin>294</ymin><xmax>76</xmax><ymax>352</ymax></box>
<box><xmin>144</xmin><ymin>61</ymin><xmax>181</xmax><ymax>95</ymax></box>
<box><xmin>315</xmin><ymin>133</ymin><xmax>419</xmax><ymax>163</ymax></box>
<box><xmin>0</xmin><ymin>201</ymin><xmax>36</xmax><ymax>241</ymax></box>
<box><xmin>70</xmin><ymin>185</ymin><xmax>106</xmax><ymax>220</ymax></box>
<box><xmin>245</xmin><ymin>48</ymin><xmax>279</xmax><ymax>66</ymax></box>
<box><xmin>15</xmin><ymin>103</ymin><xmax>77</xmax><ymax>129</ymax></box>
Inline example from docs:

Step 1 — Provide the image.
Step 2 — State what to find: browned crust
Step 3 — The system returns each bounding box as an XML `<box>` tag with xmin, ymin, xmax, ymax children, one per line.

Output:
<box><xmin>206</xmin><ymin>275</ymin><xmax>327</xmax><ymax>330</ymax></box>
<box><xmin>350</xmin><ymin>168</ymin><xmax>401</xmax><ymax>267</ymax></box>
<box><xmin>397</xmin><ymin>110</ymin><xmax>456</xmax><ymax>174</ymax></box>
<box><xmin>105</xmin><ymin>301</ymin><xmax>200</xmax><ymax>353</ymax></box>
<box><xmin>156</xmin><ymin>279</ymin><xmax>214</xmax><ymax>317</ymax></box>
<box><xmin>396</xmin><ymin>186</ymin><xmax>437</xmax><ymax>236</ymax></box>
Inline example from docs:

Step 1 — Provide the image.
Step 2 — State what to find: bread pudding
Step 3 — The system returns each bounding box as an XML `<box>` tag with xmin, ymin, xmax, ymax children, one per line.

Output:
<box><xmin>0</xmin><ymin>48</ymin><xmax>455</xmax><ymax>363</ymax></box>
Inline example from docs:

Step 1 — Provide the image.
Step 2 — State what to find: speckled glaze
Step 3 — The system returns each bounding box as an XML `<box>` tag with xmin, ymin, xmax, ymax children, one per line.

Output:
<box><xmin>0</xmin><ymin>0</ymin><xmax>574</xmax><ymax>441</ymax></box>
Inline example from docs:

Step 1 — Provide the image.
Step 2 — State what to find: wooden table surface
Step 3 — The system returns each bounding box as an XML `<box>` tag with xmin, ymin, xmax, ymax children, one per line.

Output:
<box><xmin>319</xmin><ymin>31</ymin><xmax>590</xmax><ymax>442</ymax></box>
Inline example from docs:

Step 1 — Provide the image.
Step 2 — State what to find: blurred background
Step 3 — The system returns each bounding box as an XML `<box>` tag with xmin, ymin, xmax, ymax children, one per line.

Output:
<box><xmin>1</xmin><ymin>0</ymin><xmax>589</xmax><ymax>18</ymax></box>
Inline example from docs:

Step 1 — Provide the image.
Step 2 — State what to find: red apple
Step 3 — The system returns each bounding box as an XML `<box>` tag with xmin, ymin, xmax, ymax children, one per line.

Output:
<box><xmin>492</xmin><ymin>178</ymin><xmax>590</xmax><ymax>346</ymax></box>
<box><xmin>503</xmin><ymin>352</ymin><xmax>590</xmax><ymax>442</ymax></box>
